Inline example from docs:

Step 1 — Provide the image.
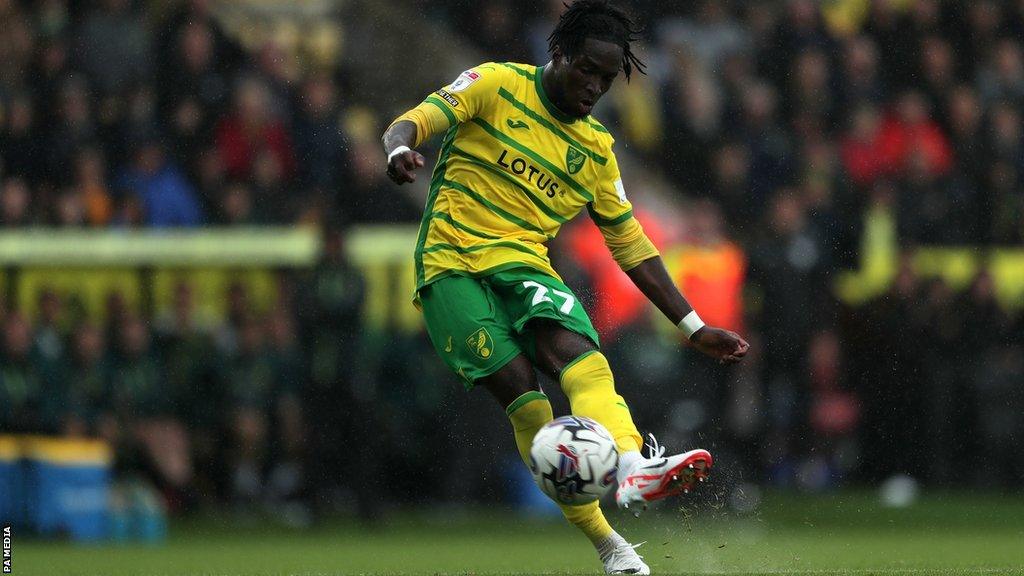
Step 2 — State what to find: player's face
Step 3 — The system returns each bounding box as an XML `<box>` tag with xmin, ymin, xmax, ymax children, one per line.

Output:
<box><xmin>555</xmin><ymin>38</ymin><xmax>622</xmax><ymax>118</ymax></box>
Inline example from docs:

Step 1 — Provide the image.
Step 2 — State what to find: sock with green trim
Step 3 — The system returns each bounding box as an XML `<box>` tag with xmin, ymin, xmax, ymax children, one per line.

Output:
<box><xmin>506</xmin><ymin>390</ymin><xmax>614</xmax><ymax>544</ymax></box>
<box><xmin>559</xmin><ymin>351</ymin><xmax>643</xmax><ymax>454</ymax></box>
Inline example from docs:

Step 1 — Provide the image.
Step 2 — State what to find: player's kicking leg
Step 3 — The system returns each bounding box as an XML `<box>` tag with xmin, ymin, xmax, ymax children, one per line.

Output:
<box><xmin>480</xmin><ymin>356</ymin><xmax>649</xmax><ymax>575</ymax></box>
<box><xmin>530</xmin><ymin>321</ymin><xmax>713</xmax><ymax>514</ymax></box>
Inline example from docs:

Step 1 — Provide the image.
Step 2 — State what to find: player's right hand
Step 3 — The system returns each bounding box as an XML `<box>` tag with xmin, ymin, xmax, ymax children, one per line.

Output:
<box><xmin>689</xmin><ymin>326</ymin><xmax>750</xmax><ymax>364</ymax></box>
<box><xmin>386</xmin><ymin>149</ymin><xmax>426</xmax><ymax>184</ymax></box>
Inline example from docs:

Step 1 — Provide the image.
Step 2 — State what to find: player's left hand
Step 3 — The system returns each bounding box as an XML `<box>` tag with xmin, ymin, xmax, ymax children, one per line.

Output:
<box><xmin>689</xmin><ymin>326</ymin><xmax>749</xmax><ymax>364</ymax></box>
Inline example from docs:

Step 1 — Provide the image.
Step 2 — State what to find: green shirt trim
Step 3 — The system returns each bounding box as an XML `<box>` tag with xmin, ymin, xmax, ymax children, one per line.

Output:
<box><xmin>428</xmin><ymin>211</ymin><xmax>501</xmax><ymax>240</ymax></box>
<box><xmin>415</xmin><ymin>126</ymin><xmax>459</xmax><ymax>286</ymax></box>
<box><xmin>534</xmin><ymin>65</ymin><xmax>578</xmax><ymax>124</ymax></box>
<box><xmin>497</xmin><ymin>87</ymin><xmax>608</xmax><ymax>165</ymax></box>
<box><xmin>424</xmin><ymin>96</ymin><xmax>457</xmax><ymax>127</ymax></box>
<box><xmin>586</xmin><ymin>204</ymin><xmax>634</xmax><ymax>227</ymax></box>
<box><xmin>440</xmin><ymin>178</ymin><xmax>548</xmax><ymax>235</ymax></box>
<box><xmin>500</xmin><ymin>62</ymin><xmax>535</xmax><ymax>80</ymax></box>
<box><xmin>421</xmin><ymin>240</ymin><xmax>542</xmax><ymax>259</ymax></box>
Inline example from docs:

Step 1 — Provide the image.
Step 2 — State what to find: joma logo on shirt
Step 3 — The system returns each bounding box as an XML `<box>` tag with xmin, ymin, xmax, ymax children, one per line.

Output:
<box><xmin>496</xmin><ymin>149</ymin><xmax>562</xmax><ymax>198</ymax></box>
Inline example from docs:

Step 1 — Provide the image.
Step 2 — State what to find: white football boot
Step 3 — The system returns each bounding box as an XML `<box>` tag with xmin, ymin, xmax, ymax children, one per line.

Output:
<box><xmin>615</xmin><ymin>434</ymin><xmax>712</xmax><ymax>512</ymax></box>
<box><xmin>597</xmin><ymin>532</ymin><xmax>649</xmax><ymax>575</ymax></box>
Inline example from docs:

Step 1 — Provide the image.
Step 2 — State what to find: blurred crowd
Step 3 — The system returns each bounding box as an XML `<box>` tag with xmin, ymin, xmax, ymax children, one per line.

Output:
<box><xmin>0</xmin><ymin>228</ymin><xmax>375</xmax><ymax>521</ymax></box>
<box><xmin>0</xmin><ymin>0</ymin><xmax>418</xmax><ymax>229</ymax></box>
<box><xmin>2</xmin><ymin>0</ymin><xmax>1024</xmax><ymax>521</ymax></box>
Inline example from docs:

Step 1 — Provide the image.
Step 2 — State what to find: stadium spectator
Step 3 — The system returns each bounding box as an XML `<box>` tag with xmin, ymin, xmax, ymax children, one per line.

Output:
<box><xmin>945</xmin><ymin>86</ymin><xmax>986</xmax><ymax>192</ymax></box>
<box><xmin>214</xmin><ymin>281</ymin><xmax>252</xmax><ymax>357</ymax></box>
<box><xmin>293</xmin><ymin>74</ymin><xmax>351</xmax><ymax>203</ymax></box>
<box><xmin>0</xmin><ymin>312</ymin><xmax>51</xmax><ymax>433</ymax></box>
<box><xmin>160</xmin><ymin>20</ymin><xmax>231</xmax><ymax>127</ymax></box>
<box><xmin>74</xmin><ymin>0</ymin><xmax>153</xmax><ymax>96</ymax></box>
<box><xmin>459</xmin><ymin>0</ymin><xmax>531</xmax><ymax>63</ymax></box>
<box><xmin>977</xmin><ymin>37</ymin><xmax>1024</xmax><ymax>106</ymax></box>
<box><xmin>738</xmin><ymin>81</ymin><xmax>793</xmax><ymax>204</ymax></box>
<box><xmin>250</xmin><ymin>147</ymin><xmax>289</xmax><ymax>223</ymax></box>
<box><xmin>786</xmin><ymin>48</ymin><xmax>835</xmax><ymax>129</ymax></box>
<box><xmin>223</xmin><ymin>312</ymin><xmax>277</xmax><ymax>505</ymax></box>
<box><xmin>660</xmin><ymin>49</ymin><xmax>722</xmax><ymax>193</ymax></box>
<box><xmin>657</xmin><ymin>0</ymin><xmax>749</xmax><ymax>72</ymax></box>
<box><xmin>918</xmin><ymin>36</ymin><xmax>958</xmax><ymax>108</ymax></box>
<box><xmin>839</xmin><ymin>35</ymin><xmax>885</xmax><ymax>109</ymax></box>
<box><xmin>882</xmin><ymin>91</ymin><xmax>954</xmax><ymax>178</ymax></box>
<box><xmin>108</xmin><ymin>314</ymin><xmax>195</xmax><ymax>508</ymax></box>
<box><xmin>218</xmin><ymin>181</ymin><xmax>255</xmax><ymax>225</ymax></box>
<box><xmin>295</xmin><ymin>227</ymin><xmax>377</xmax><ymax>519</ymax></box>
<box><xmin>264</xmin><ymin>308</ymin><xmax>307</xmax><ymax>511</ymax></box>
<box><xmin>1</xmin><ymin>178</ymin><xmax>33</xmax><ymax>227</ymax></box>
<box><xmin>61</xmin><ymin>322</ymin><xmax>110</xmax><ymax>437</ymax></box>
<box><xmin>114</xmin><ymin>134</ymin><xmax>204</xmax><ymax>227</ymax></box>
<box><xmin>45</xmin><ymin>77</ymin><xmax>98</xmax><ymax>181</ymax></box>
<box><xmin>31</xmin><ymin>34</ymin><xmax>74</xmax><ymax>117</ymax></box>
<box><xmin>0</xmin><ymin>6</ymin><xmax>35</xmax><ymax>92</ymax></box>
<box><xmin>215</xmin><ymin>76</ymin><xmax>296</xmax><ymax>182</ymax></box>
<box><xmin>32</xmin><ymin>289</ymin><xmax>66</xmax><ymax>366</ymax></box>
<box><xmin>154</xmin><ymin>282</ymin><xmax>218</xmax><ymax>430</ymax></box>
<box><xmin>1</xmin><ymin>94</ymin><xmax>45</xmax><ymax>184</ymax></box>
<box><xmin>153</xmin><ymin>281</ymin><xmax>221</xmax><ymax>503</ymax></box>
<box><xmin>748</xmin><ymin>188</ymin><xmax>834</xmax><ymax>479</ymax></box>
<box><xmin>74</xmin><ymin>147</ymin><xmax>114</xmax><ymax>226</ymax></box>
<box><xmin>841</xmin><ymin>103</ymin><xmax>894</xmax><ymax>187</ymax></box>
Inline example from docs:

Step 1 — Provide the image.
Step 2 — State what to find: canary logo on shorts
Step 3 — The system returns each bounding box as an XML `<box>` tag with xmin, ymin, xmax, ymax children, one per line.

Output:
<box><xmin>467</xmin><ymin>328</ymin><xmax>493</xmax><ymax>359</ymax></box>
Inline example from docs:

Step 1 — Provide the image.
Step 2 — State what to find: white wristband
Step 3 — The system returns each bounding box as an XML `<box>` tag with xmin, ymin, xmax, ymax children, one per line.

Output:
<box><xmin>387</xmin><ymin>145</ymin><xmax>412</xmax><ymax>164</ymax></box>
<box><xmin>677</xmin><ymin>310</ymin><xmax>705</xmax><ymax>340</ymax></box>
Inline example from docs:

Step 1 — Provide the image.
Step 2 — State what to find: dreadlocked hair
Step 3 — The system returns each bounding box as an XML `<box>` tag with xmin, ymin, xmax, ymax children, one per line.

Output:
<box><xmin>547</xmin><ymin>0</ymin><xmax>646</xmax><ymax>80</ymax></box>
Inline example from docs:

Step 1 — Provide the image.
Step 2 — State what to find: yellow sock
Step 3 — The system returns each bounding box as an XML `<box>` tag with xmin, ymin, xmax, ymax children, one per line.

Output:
<box><xmin>506</xmin><ymin>391</ymin><xmax>553</xmax><ymax>464</ymax></box>
<box><xmin>506</xmin><ymin>391</ymin><xmax>614</xmax><ymax>544</ymax></box>
<box><xmin>556</xmin><ymin>500</ymin><xmax>613</xmax><ymax>544</ymax></box>
<box><xmin>560</xmin><ymin>351</ymin><xmax>643</xmax><ymax>454</ymax></box>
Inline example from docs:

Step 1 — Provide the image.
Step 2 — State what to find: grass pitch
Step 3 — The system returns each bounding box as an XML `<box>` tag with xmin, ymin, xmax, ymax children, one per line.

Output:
<box><xmin>13</xmin><ymin>492</ymin><xmax>1024</xmax><ymax>575</ymax></box>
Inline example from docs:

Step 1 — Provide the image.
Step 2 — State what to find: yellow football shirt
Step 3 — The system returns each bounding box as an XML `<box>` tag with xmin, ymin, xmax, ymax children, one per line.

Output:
<box><xmin>391</xmin><ymin>62</ymin><xmax>658</xmax><ymax>292</ymax></box>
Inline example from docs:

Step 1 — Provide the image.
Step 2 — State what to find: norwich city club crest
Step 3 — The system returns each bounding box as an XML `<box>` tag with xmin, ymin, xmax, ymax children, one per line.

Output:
<box><xmin>566</xmin><ymin>146</ymin><xmax>586</xmax><ymax>175</ymax></box>
<box><xmin>467</xmin><ymin>328</ymin><xmax>493</xmax><ymax>359</ymax></box>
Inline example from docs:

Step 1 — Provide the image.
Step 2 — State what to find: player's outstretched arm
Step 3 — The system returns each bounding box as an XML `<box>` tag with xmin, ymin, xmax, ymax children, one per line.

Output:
<box><xmin>625</xmin><ymin>256</ymin><xmax>750</xmax><ymax>364</ymax></box>
<box><xmin>382</xmin><ymin>120</ymin><xmax>425</xmax><ymax>185</ymax></box>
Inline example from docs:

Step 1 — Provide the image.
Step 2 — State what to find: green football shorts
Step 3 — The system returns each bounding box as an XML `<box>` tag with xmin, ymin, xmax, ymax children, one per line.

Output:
<box><xmin>418</xmin><ymin>268</ymin><xmax>600</xmax><ymax>389</ymax></box>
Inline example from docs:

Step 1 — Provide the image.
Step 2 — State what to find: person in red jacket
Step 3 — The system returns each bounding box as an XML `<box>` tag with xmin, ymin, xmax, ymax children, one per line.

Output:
<box><xmin>841</xmin><ymin>92</ymin><xmax>953</xmax><ymax>188</ymax></box>
<box><xmin>215</xmin><ymin>77</ymin><xmax>296</xmax><ymax>182</ymax></box>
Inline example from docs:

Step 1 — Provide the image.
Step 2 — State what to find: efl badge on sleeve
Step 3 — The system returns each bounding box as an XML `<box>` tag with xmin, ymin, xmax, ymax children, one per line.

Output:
<box><xmin>448</xmin><ymin>70</ymin><xmax>481</xmax><ymax>92</ymax></box>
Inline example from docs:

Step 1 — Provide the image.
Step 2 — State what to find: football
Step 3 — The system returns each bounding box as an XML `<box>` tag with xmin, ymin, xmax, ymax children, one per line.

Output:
<box><xmin>529</xmin><ymin>416</ymin><xmax>619</xmax><ymax>505</ymax></box>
